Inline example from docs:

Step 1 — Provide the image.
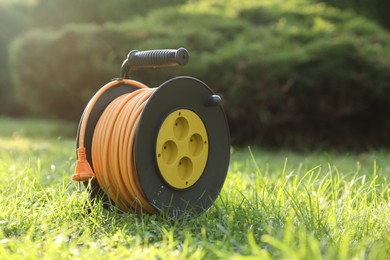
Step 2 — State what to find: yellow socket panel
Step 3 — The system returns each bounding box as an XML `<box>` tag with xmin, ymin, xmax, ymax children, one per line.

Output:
<box><xmin>156</xmin><ymin>109</ymin><xmax>209</xmax><ymax>189</ymax></box>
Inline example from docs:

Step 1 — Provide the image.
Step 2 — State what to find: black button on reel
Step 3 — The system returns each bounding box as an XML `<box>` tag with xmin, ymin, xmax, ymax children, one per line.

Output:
<box><xmin>73</xmin><ymin>48</ymin><xmax>230</xmax><ymax>218</ymax></box>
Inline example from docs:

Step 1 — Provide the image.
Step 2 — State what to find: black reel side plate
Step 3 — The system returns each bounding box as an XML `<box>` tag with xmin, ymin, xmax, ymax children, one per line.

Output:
<box><xmin>135</xmin><ymin>76</ymin><xmax>230</xmax><ymax>218</ymax></box>
<box><xmin>76</xmin><ymin>77</ymin><xmax>230</xmax><ymax>218</ymax></box>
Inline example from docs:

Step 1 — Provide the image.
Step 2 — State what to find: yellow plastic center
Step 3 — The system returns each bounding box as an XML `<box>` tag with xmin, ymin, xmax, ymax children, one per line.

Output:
<box><xmin>156</xmin><ymin>109</ymin><xmax>209</xmax><ymax>189</ymax></box>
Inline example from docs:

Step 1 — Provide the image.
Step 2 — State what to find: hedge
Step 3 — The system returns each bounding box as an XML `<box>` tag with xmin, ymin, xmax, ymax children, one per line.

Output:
<box><xmin>0</xmin><ymin>0</ymin><xmax>186</xmax><ymax>115</ymax></box>
<box><xmin>30</xmin><ymin>0</ymin><xmax>186</xmax><ymax>27</ymax></box>
<box><xmin>9</xmin><ymin>9</ymin><xmax>248</xmax><ymax>120</ymax></box>
<box><xmin>0</xmin><ymin>3</ymin><xmax>31</xmax><ymax>115</ymax></box>
<box><xmin>9</xmin><ymin>1</ymin><xmax>390</xmax><ymax>149</ymax></box>
<box><xmin>314</xmin><ymin>0</ymin><xmax>390</xmax><ymax>30</ymax></box>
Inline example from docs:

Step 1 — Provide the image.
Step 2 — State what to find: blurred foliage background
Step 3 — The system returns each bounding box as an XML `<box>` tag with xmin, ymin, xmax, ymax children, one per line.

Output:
<box><xmin>1</xmin><ymin>0</ymin><xmax>390</xmax><ymax>150</ymax></box>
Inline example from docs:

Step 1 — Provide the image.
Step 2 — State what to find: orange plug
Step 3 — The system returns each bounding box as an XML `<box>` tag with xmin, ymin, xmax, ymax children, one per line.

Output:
<box><xmin>72</xmin><ymin>147</ymin><xmax>95</xmax><ymax>182</ymax></box>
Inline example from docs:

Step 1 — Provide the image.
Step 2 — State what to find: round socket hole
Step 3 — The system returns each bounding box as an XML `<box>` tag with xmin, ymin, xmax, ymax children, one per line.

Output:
<box><xmin>161</xmin><ymin>140</ymin><xmax>178</xmax><ymax>164</ymax></box>
<box><xmin>189</xmin><ymin>133</ymin><xmax>204</xmax><ymax>156</ymax></box>
<box><xmin>173</xmin><ymin>117</ymin><xmax>189</xmax><ymax>140</ymax></box>
<box><xmin>177</xmin><ymin>157</ymin><xmax>193</xmax><ymax>181</ymax></box>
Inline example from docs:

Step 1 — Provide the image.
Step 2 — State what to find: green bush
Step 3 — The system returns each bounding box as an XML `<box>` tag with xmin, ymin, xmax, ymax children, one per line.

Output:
<box><xmin>0</xmin><ymin>3</ymin><xmax>31</xmax><ymax>115</ymax></box>
<box><xmin>9</xmin><ymin>10</ymin><xmax>247</xmax><ymax>120</ymax></box>
<box><xmin>0</xmin><ymin>0</ymin><xmax>187</xmax><ymax>115</ymax></box>
<box><xmin>9</xmin><ymin>1</ymin><xmax>390</xmax><ymax>149</ymax></box>
<box><xmin>30</xmin><ymin>0</ymin><xmax>187</xmax><ymax>27</ymax></box>
<box><xmin>10</xmin><ymin>23</ymin><xmax>146</xmax><ymax>120</ymax></box>
<box><xmin>314</xmin><ymin>0</ymin><xmax>390</xmax><ymax>30</ymax></box>
<box><xmin>210</xmin><ymin>3</ymin><xmax>390</xmax><ymax>148</ymax></box>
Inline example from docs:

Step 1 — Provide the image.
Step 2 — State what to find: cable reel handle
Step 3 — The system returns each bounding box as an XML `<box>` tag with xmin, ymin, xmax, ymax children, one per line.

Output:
<box><xmin>120</xmin><ymin>48</ymin><xmax>189</xmax><ymax>78</ymax></box>
<box><xmin>129</xmin><ymin>48</ymin><xmax>189</xmax><ymax>68</ymax></box>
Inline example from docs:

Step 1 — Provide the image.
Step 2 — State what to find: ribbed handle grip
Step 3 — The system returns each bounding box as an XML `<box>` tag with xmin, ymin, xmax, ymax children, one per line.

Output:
<box><xmin>127</xmin><ymin>48</ymin><xmax>189</xmax><ymax>69</ymax></box>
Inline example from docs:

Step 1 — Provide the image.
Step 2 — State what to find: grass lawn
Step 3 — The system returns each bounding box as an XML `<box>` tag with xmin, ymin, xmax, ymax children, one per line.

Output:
<box><xmin>0</xmin><ymin>117</ymin><xmax>389</xmax><ymax>259</ymax></box>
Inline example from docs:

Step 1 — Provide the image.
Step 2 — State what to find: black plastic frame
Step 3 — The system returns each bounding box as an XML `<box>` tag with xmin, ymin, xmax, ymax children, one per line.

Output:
<box><xmin>76</xmin><ymin>77</ymin><xmax>230</xmax><ymax>218</ymax></box>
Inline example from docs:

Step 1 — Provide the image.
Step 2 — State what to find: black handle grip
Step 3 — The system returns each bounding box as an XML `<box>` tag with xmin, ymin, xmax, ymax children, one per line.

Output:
<box><xmin>127</xmin><ymin>48</ymin><xmax>189</xmax><ymax>69</ymax></box>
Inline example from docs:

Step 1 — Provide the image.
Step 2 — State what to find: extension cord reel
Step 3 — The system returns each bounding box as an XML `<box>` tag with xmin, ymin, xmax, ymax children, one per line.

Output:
<box><xmin>72</xmin><ymin>48</ymin><xmax>230</xmax><ymax>218</ymax></box>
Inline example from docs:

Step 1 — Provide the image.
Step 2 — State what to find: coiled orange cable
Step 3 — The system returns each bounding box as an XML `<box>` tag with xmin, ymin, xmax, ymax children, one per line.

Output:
<box><xmin>73</xmin><ymin>79</ymin><xmax>156</xmax><ymax>213</ymax></box>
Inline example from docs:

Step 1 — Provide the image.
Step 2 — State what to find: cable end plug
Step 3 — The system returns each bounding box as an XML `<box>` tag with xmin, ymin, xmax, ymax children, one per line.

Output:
<box><xmin>72</xmin><ymin>147</ymin><xmax>95</xmax><ymax>182</ymax></box>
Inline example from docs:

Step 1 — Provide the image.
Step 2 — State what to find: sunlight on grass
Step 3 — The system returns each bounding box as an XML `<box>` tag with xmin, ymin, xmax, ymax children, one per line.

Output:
<box><xmin>0</xmin><ymin>119</ymin><xmax>389</xmax><ymax>259</ymax></box>
<box><xmin>220</xmin><ymin>148</ymin><xmax>390</xmax><ymax>258</ymax></box>
<box><xmin>0</xmin><ymin>136</ymin><xmax>31</xmax><ymax>152</ymax></box>
<box><xmin>0</xmin><ymin>117</ymin><xmax>76</xmax><ymax>138</ymax></box>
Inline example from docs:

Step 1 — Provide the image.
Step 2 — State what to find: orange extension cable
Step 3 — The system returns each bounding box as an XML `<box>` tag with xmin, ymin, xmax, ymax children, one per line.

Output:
<box><xmin>72</xmin><ymin>79</ymin><xmax>156</xmax><ymax>213</ymax></box>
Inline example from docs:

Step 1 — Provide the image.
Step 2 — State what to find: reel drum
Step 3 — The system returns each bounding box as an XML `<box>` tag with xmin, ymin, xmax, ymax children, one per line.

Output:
<box><xmin>74</xmin><ymin>48</ymin><xmax>230</xmax><ymax>218</ymax></box>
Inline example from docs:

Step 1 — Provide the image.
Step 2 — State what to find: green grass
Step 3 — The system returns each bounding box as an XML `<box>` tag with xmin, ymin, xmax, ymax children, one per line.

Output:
<box><xmin>0</xmin><ymin>118</ymin><xmax>389</xmax><ymax>259</ymax></box>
